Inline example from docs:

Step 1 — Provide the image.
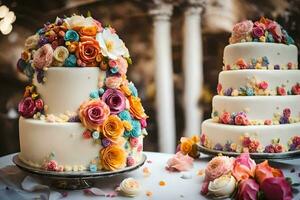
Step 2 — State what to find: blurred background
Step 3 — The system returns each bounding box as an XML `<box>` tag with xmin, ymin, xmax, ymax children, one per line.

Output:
<box><xmin>0</xmin><ymin>0</ymin><xmax>299</xmax><ymax>156</ymax></box>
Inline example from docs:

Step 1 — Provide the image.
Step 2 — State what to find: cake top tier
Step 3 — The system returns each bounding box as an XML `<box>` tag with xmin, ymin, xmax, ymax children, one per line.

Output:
<box><xmin>229</xmin><ymin>17</ymin><xmax>294</xmax><ymax>45</ymax></box>
<box><xmin>17</xmin><ymin>15</ymin><xmax>131</xmax><ymax>82</ymax></box>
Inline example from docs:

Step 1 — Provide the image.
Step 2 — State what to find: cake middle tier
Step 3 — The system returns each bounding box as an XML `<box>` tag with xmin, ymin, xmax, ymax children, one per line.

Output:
<box><xmin>33</xmin><ymin>67</ymin><xmax>103</xmax><ymax>115</ymax></box>
<box><xmin>212</xmin><ymin>95</ymin><xmax>300</xmax><ymax>125</ymax></box>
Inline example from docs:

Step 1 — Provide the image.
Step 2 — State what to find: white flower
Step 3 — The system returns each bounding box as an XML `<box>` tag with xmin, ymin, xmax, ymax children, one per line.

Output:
<box><xmin>208</xmin><ymin>174</ymin><xmax>236</xmax><ymax>198</ymax></box>
<box><xmin>24</xmin><ymin>34</ymin><xmax>40</xmax><ymax>50</ymax></box>
<box><xmin>119</xmin><ymin>178</ymin><xmax>140</xmax><ymax>197</ymax></box>
<box><xmin>64</xmin><ymin>15</ymin><xmax>96</xmax><ymax>29</ymax></box>
<box><xmin>96</xmin><ymin>28</ymin><xmax>129</xmax><ymax>60</ymax></box>
<box><xmin>53</xmin><ymin>46</ymin><xmax>69</xmax><ymax>63</ymax></box>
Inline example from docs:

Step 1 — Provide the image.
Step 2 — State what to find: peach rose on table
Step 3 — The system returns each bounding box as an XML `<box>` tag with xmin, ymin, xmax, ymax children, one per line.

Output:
<box><xmin>166</xmin><ymin>152</ymin><xmax>194</xmax><ymax>172</ymax></box>
<box><xmin>128</xmin><ymin>96</ymin><xmax>148</xmax><ymax>120</ymax></box>
<box><xmin>232</xmin><ymin>153</ymin><xmax>256</xmax><ymax>182</ymax></box>
<box><xmin>229</xmin><ymin>20</ymin><xmax>253</xmax><ymax>44</ymax></box>
<box><xmin>76</xmin><ymin>36</ymin><xmax>100</xmax><ymax>66</ymax></box>
<box><xmin>32</xmin><ymin>44</ymin><xmax>54</xmax><ymax>69</ymax></box>
<box><xmin>100</xmin><ymin>145</ymin><xmax>127</xmax><ymax>171</ymax></box>
<box><xmin>255</xmin><ymin>160</ymin><xmax>283</xmax><ymax>184</ymax></box>
<box><xmin>102</xmin><ymin>115</ymin><xmax>124</xmax><ymax>141</ymax></box>
<box><xmin>205</xmin><ymin>156</ymin><xmax>233</xmax><ymax>181</ymax></box>
<box><xmin>79</xmin><ymin>99</ymin><xmax>110</xmax><ymax>131</ymax></box>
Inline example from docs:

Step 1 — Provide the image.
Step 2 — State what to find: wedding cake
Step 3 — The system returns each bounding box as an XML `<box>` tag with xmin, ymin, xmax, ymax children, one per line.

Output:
<box><xmin>17</xmin><ymin>15</ymin><xmax>148</xmax><ymax>172</ymax></box>
<box><xmin>200</xmin><ymin>17</ymin><xmax>300</xmax><ymax>153</ymax></box>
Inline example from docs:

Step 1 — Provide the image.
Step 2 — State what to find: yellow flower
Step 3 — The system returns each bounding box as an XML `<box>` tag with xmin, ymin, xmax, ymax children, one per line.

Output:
<box><xmin>180</xmin><ymin>137</ymin><xmax>194</xmax><ymax>155</ymax></box>
<box><xmin>102</xmin><ymin>115</ymin><xmax>124</xmax><ymax>141</ymax></box>
<box><xmin>100</xmin><ymin>145</ymin><xmax>127</xmax><ymax>171</ymax></box>
<box><xmin>128</xmin><ymin>96</ymin><xmax>148</xmax><ymax>120</ymax></box>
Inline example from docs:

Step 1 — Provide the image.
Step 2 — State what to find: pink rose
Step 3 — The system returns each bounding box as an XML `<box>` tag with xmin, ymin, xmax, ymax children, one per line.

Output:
<box><xmin>220</xmin><ymin>112</ymin><xmax>231</xmax><ymax>124</ymax></box>
<box><xmin>33</xmin><ymin>44</ymin><xmax>54</xmax><ymax>69</ymax></box>
<box><xmin>79</xmin><ymin>99</ymin><xmax>110</xmax><ymax>131</ymax></box>
<box><xmin>230</xmin><ymin>20</ymin><xmax>253</xmax><ymax>44</ymax></box>
<box><xmin>129</xmin><ymin>137</ymin><xmax>139</xmax><ymax>148</ymax></box>
<box><xmin>137</xmin><ymin>144</ymin><xmax>143</xmax><ymax>152</ymax></box>
<box><xmin>283</xmin><ymin>108</ymin><xmax>291</xmax><ymax>118</ymax></box>
<box><xmin>126</xmin><ymin>156</ymin><xmax>135</xmax><ymax>167</ymax></box>
<box><xmin>267</xmin><ymin>21</ymin><xmax>283</xmax><ymax>42</ymax></box>
<box><xmin>277</xmin><ymin>87</ymin><xmax>287</xmax><ymax>96</ymax></box>
<box><xmin>252</xmin><ymin>26</ymin><xmax>264</xmax><ymax>38</ymax></box>
<box><xmin>205</xmin><ymin>156</ymin><xmax>233</xmax><ymax>181</ymax></box>
<box><xmin>261</xmin><ymin>177</ymin><xmax>293</xmax><ymax>200</ymax></box>
<box><xmin>232</xmin><ymin>153</ymin><xmax>256</xmax><ymax>182</ymax></box>
<box><xmin>235</xmin><ymin>113</ymin><xmax>249</xmax><ymax>125</ymax></box>
<box><xmin>292</xmin><ymin>83</ymin><xmax>300</xmax><ymax>95</ymax></box>
<box><xmin>258</xmin><ymin>81</ymin><xmax>268</xmax><ymax>90</ymax></box>
<box><xmin>35</xmin><ymin>98</ymin><xmax>44</xmax><ymax>111</ymax></box>
<box><xmin>102</xmin><ymin>89</ymin><xmax>126</xmax><ymax>114</ymax></box>
<box><xmin>108</xmin><ymin>59</ymin><xmax>117</xmax><ymax>68</ymax></box>
<box><xmin>217</xmin><ymin>83</ymin><xmax>222</xmax><ymax>94</ymax></box>
<box><xmin>46</xmin><ymin>160</ymin><xmax>58</xmax><ymax>171</ymax></box>
<box><xmin>105</xmin><ymin>76</ymin><xmax>123</xmax><ymax>89</ymax></box>
<box><xmin>254</xmin><ymin>21</ymin><xmax>266</xmax><ymax>30</ymax></box>
<box><xmin>140</xmin><ymin>118</ymin><xmax>147</xmax><ymax>128</ymax></box>
<box><xmin>18</xmin><ymin>97</ymin><xmax>37</xmax><ymax>118</ymax></box>
<box><xmin>115</xmin><ymin>57</ymin><xmax>128</xmax><ymax>75</ymax></box>
<box><xmin>236</xmin><ymin>179</ymin><xmax>259</xmax><ymax>200</ymax></box>
<box><xmin>166</xmin><ymin>152</ymin><xmax>194</xmax><ymax>172</ymax></box>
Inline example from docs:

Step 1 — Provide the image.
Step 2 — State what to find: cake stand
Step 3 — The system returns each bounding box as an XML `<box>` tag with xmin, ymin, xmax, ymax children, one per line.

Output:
<box><xmin>197</xmin><ymin>144</ymin><xmax>300</xmax><ymax>160</ymax></box>
<box><xmin>13</xmin><ymin>154</ymin><xmax>146</xmax><ymax>190</ymax></box>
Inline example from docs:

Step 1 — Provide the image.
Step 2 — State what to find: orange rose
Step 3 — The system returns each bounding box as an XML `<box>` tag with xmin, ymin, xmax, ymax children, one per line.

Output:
<box><xmin>180</xmin><ymin>137</ymin><xmax>194</xmax><ymax>155</ymax></box>
<box><xmin>79</xmin><ymin>99</ymin><xmax>110</xmax><ymax>131</ymax></box>
<box><xmin>76</xmin><ymin>36</ymin><xmax>100</xmax><ymax>66</ymax></box>
<box><xmin>100</xmin><ymin>145</ymin><xmax>127</xmax><ymax>171</ymax></box>
<box><xmin>120</xmin><ymin>84</ymin><xmax>132</xmax><ymax>97</ymax></box>
<box><xmin>79</xmin><ymin>26</ymin><xmax>98</xmax><ymax>37</ymax></box>
<box><xmin>255</xmin><ymin>160</ymin><xmax>283</xmax><ymax>184</ymax></box>
<box><xmin>128</xmin><ymin>96</ymin><xmax>148</xmax><ymax>120</ymax></box>
<box><xmin>102</xmin><ymin>115</ymin><xmax>124</xmax><ymax>141</ymax></box>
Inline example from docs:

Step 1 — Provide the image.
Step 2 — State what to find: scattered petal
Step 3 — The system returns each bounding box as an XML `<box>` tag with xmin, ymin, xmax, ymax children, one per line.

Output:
<box><xmin>83</xmin><ymin>187</ymin><xmax>106</xmax><ymax>196</ymax></box>
<box><xmin>159</xmin><ymin>181</ymin><xmax>166</xmax><ymax>186</ymax></box>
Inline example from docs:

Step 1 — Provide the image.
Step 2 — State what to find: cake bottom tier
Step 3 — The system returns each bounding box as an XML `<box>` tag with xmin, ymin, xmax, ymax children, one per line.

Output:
<box><xmin>19</xmin><ymin>117</ymin><xmax>143</xmax><ymax>171</ymax></box>
<box><xmin>201</xmin><ymin>119</ymin><xmax>300</xmax><ymax>153</ymax></box>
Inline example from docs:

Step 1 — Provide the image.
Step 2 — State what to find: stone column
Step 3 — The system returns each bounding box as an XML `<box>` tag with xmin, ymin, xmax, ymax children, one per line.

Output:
<box><xmin>183</xmin><ymin>0</ymin><xmax>204</xmax><ymax>137</ymax></box>
<box><xmin>149</xmin><ymin>2</ymin><xmax>176</xmax><ymax>153</ymax></box>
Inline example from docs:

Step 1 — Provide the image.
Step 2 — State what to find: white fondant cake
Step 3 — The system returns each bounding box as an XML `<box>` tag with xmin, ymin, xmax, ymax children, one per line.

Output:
<box><xmin>17</xmin><ymin>15</ymin><xmax>148</xmax><ymax>172</ymax></box>
<box><xmin>201</xmin><ymin>18</ymin><xmax>300</xmax><ymax>153</ymax></box>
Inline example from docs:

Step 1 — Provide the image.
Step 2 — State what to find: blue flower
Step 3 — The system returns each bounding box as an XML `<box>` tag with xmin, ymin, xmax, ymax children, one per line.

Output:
<box><xmin>64</xmin><ymin>30</ymin><xmax>79</xmax><ymax>42</ymax></box>
<box><xmin>262</xmin><ymin>56</ymin><xmax>269</xmax><ymax>66</ymax></box>
<box><xmin>92</xmin><ymin>131</ymin><xmax>100</xmax><ymax>139</ymax></box>
<box><xmin>118</xmin><ymin>110</ymin><xmax>132</xmax><ymax>121</ymax></box>
<box><xmin>90</xmin><ymin>90</ymin><xmax>99</xmax><ymax>99</ymax></box>
<box><xmin>110</xmin><ymin>67</ymin><xmax>119</xmax><ymax>74</ymax></box>
<box><xmin>266</xmin><ymin>33</ymin><xmax>274</xmax><ymax>43</ymax></box>
<box><xmin>246</xmin><ymin>87</ymin><xmax>254</xmax><ymax>96</ymax></box>
<box><xmin>124</xmin><ymin>120</ymin><xmax>141</xmax><ymax>138</ymax></box>
<box><xmin>98</xmin><ymin>88</ymin><xmax>105</xmax><ymax>96</ymax></box>
<box><xmin>129</xmin><ymin>82</ymin><xmax>138</xmax><ymax>97</ymax></box>
<box><xmin>89</xmin><ymin>164</ymin><xmax>97</xmax><ymax>172</ymax></box>
<box><xmin>64</xmin><ymin>54</ymin><xmax>77</xmax><ymax>67</ymax></box>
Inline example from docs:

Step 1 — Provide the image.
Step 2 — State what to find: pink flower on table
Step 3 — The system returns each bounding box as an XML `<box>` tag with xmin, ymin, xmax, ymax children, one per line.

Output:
<box><xmin>102</xmin><ymin>89</ymin><xmax>126</xmax><ymax>114</ymax></box>
<box><xmin>205</xmin><ymin>156</ymin><xmax>233</xmax><ymax>181</ymax></box>
<box><xmin>166</xmin><ymin>152</ymin><xmax>194</xmax><ymax>172</ymax></box>
<box><xmin>46</xmin><ymin>160</ymin><xmax>58</xmax><ymax>171</ymax></box>
<box><xmin>18</xmin><ymin>97</ymin><xmax>37</xmax><ymax>118</ymax></box>
<box><xmin>32</xmin><ymin>44</ymin><xmax>54</xmax><ymax>69</ymax></box>
<box><xmin>229</xmin><ymin>20</ymin><xmax>253</xmax><ymax>44</ymax></box>
<box><xmin>261</xmin><ymin>177</ymin><xmax>293</xmax><ymax>200</ymax></box>
<box><xmin>79</xmin><ymin>99</ymin><xmax>110</xmax><ymax>131</ymax></box>
<box><xmin>220</xmin><ymin>112</ymin><xmax>231</xmax><ymax>124</ymax></box>
<box><xmin>252</xmin><ymin>26</ymin><xmax>265</xmax><ymax>38</ymax></box>
<box><xmin>292</xmin><ymin>83</ymin><xmax>300</xmax><ymax>95</ymax></box>
<box><xmin>258</xmin><ymin>81</ymin><xmax>268</xmax><ymax>90</ymax></box>
<box><xmin>232</xmin><ymin>153</ymin><xmax>256</xmax><ymax>182</ymax></box>
<box><xmin>236</xmin><ymin>179</ymin><xmax>259</xmax><ymax>200</ymax></box>
<box><xmin>235</xmin><ymin>113</ymin><xmax>249</xmax><ymax>125</ymax></box>
<box><xmin>277</xmin><ymin>87</ymin><xmax>287</xmax><ymax>96</ymax></box>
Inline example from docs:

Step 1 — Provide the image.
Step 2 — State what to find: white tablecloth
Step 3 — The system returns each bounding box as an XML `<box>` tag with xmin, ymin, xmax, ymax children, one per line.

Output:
<box><xmin>0</xmin><ymin>152</ymin><xmax>300</xmax><ymax>200</ymax></box>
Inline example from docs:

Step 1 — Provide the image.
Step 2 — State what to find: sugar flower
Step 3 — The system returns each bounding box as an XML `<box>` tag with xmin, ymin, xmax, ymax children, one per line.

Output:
<box><xmin>64</xmin><ymin>15</ymin><xmax>97</xmax><ymax>29</ymax></box>
<box><xmin>64</xmin><ymin>54</ymin><xmax>77</xmax><ymax>67</ymax></box>
<box><xmin>255</xmin><ymin>160</ymin><xmax>283</xmax><ymax>184</ymax></box>
<box><xmin>76</xmin><ymin>36</ymin><xmax>100</xmax><ymax>66</ymax></box>
<box><xmin>100</xmin><ymin>145</ymin><xmax>127</xmax><ymax>171</ymax></box>
<box><xmin>205</xmin><ymin>155</ymin><xmax>233</xmax><ymax>181</ymax></box>
<box><xmin>236</xmin><ymin>179</ymin><xmax>259</xmax><ymax>200</ymax></box>
<box><xmin>124</xmin><ymin>119</ymin><xmax>141</xmax><ymax>138</ymax></box>
<box><xmin>96</xmin><ymin>28</ymin><xmax>129</xmax><ymax>60</ymax></box>
<box><xmin>64</xmin><ymin>30</ymin><xmax>79</xmax><ymax>42</ymax></box>
<box><xmin>119</xmin><ymin>178</ymin><xmax>140</xmax><ymax>197</ymax></box>
<box><xmin>79</xmin><ymin>99</ymin><xmax>110</xmax><ymax>131</ymax></box>
<box><xmin>102</xmin><ymin>115</ymin><xmax>124</xmax><ymax>141</ymax></box>
<box><xmin>208</xmin><ymin>174</ymin><xmax>236</xmax><ymax>198</ymax></box>
<box><xmin>128</xmin><ymin>96</ymin><xmax>147</xmax><ymax>120</ymax></box>
<box><xmin>32</xmin><ymin>44</ymin><xmax>53</xmax><ymax>69</ymax></box>
<box><xmin>232</xmin><ymin>153</ymin><xmax>256</xmax><ymax>182</ymax></box>
<box><xmin>102</xmin><ymin>89</ymin><xmax>126</xmax><ymax>114</ymax></box>
<box><xmin>18</xmin><ymin>97</ymin><xmax>37</xmax><ymax>118</ymax></box>
<box><xmin>261</xmin><ymin>177</ymin><xmax>293</xmax><ymax>200</ymax></box>
<box><xmin>105</xmin><ymin>76</ymin><xmax>123</xmax><ymax>89</ymax></box>
<box><xmin>24</xmin><ymin>34</ymin><xmax>39</xmax><ymax>50</ymax></box>
<box><xmin>166</xmin><ymin>152</ymin><xmax>194</xmax><ymax>172</ymax></box>
<box><xmin>53</xmin><ymin>46</ymin><xmax>69</xmax><ymax>63</ymax></box>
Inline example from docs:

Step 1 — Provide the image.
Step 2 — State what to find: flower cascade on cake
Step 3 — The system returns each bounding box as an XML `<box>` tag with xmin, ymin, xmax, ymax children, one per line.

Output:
<box><xmin>201</xmin><ymin>153</ymin><xmax>296</xmax><ymax>200</ymax></box>
<box><xmin>17</xmin><ymin>15</ymin><xmax>148</xmax><ymax>172</ymax></box>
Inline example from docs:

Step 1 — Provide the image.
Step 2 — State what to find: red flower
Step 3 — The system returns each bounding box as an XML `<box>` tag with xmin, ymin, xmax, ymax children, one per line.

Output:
<box><xmin>236</xmin><ymin>58</ymin><xmax>248</xmax><ymax>69</ymax></box>
<box><xmin>261</xmin><ymin>177</ymin><xmax>293</xmax><ymax>200</ymax></box>
<box><xmin>235</xmin><ymin>114</ymin><xmax>249</xmax><ymax>125</ymax></box>
<box><xmin>217</xmin><ymin>83</ymin><xmax>222</xmax><ymax>94</ymax></box>
<box><xmin>258</xmin><ymin>81</ymin><xmax>268</xmax><ymax>90</ymax></box>
<box><xmin>236</xmin><ymin>179</ymin><xmax>259</xmax><ymax>200</ymax></box>
<box><xmin>220</xmin><ymin>112</ymin><xmax>231</xmax><ymax>124</ymax></box>
<box><xmin>18</xmin><ymin>97</ymin><xmax>37</xmax><ymax>118</ymax></box>
<box><xmin>46</xmin><ymin>160</ymin><xmax>58</xmax><ymax>171</ymax></box>
<box><xmin>292</xmin><ymin>83</ymin><xmax>300</xmax><ymax>95</ymax></box>
<box><xmin>35</xmin><ymin>98</ymin><xmax>44</xmax><ymax>111</ymax></box>
<box><xmin>277</xmin><ymin>87</ymin><xmax>287</xmax><ymax>96</ymax></box>
<box><xmin>82</xmin><ymin>130</ymin><xmax>92</xmax><ymax>139</ymax></box>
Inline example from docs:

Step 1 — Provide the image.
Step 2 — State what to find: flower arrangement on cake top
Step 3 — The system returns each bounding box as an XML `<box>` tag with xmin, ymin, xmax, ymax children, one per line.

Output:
<box><xmin>17</xmin><ymin>14</ymin><xmax>130</xmax><ymax>82</ymax></box>
<box><xmin>201</xmin><ymin>153</ymin><xmax>298</xmax><ymax>200</ymax></box>
<box><xmin>229</xmin><ymin>17</ymin><xmax>294</xmax><ymax>45</ymax></box>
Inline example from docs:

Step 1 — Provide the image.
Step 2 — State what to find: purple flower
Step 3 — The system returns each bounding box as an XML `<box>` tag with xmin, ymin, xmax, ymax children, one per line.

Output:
<box><xmin>274</xmin><ymin>64</ymin><xmax>280</xmax><ymax>70</ymax></box>
<box><xmin>283</xmin><ymin>108</ymin><xmax>291</xmax><ymax>118</ymax></box>
<box><xmin>252</xmin><ymin>26</ymin><xmax>265</xmax><ymax>38</ymax></box>
<box><xmin>102</xmin><ymin>89</ymin><xmax>126</xmax><ymax>114</ymax></box>
<box><xmin>224</xmin><ymin>88</ymin><xmax>233</xmax><ymax>96</ymax></box>
<box><xmin>213</xmin><ymin>143</ymin><xmax>223</xmax><ymax>151</ymax></box>
<box><xmin>18</xmin><ymin>97</ymin><xmax>37</xmax><ymax>118</ymax></box>
<box><xmin>261</xmin><ymin>177</ymin><xmax>293</xmax><ymax>200</ymax></box>
<box><xmin>101</xmin><ymin>138</ymin><xmax>112</xmax><ymax>147</ymax></box>
<box><xmin>68</xmin><ymin>115</ymin><xmax>80</xmax><ymax>122</ymax></box>
<box><xmin>279</xmin><ymin>116</ymin><xmax>289</xmax><ymax>124</ymax></box>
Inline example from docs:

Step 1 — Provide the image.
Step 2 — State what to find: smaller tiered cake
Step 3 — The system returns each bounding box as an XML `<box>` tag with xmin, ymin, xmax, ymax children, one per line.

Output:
<box><xmin>17</xmin><ymin>15</ymin><xmax>148</xmax><ymax>172</ymax></box>
<box><xmin>201</xmin><ymin>17</ymin><xmax>300</xmax><ymax>154</ymax></box>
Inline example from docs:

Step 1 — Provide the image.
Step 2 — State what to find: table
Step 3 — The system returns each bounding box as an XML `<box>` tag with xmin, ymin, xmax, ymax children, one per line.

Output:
<box><xmin>0</xmin><ymin>152</ymin><xmax>300</xmax><ymax>200</ymax></box>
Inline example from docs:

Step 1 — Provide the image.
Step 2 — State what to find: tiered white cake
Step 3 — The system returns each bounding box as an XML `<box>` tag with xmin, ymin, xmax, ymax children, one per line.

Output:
<box><xmin>201</xmin><ymin>18</ymin><xmax>300</xmax><ymax>153</ymax></box>
<box><xmin>17</xmin><ymin>15</ymin><xmax>148</xmax><ymax>171</ymax></box>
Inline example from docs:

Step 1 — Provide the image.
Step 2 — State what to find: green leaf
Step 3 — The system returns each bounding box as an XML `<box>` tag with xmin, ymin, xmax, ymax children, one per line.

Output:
<box><xmin>87</xmin><ymin>11</ymin><xmax>92</xmax><ymax>17</ymax></box>
<box><xmin>126</xmin><ymin>57</ymin><xmax>132</xmax><ymax>65</ymax></box>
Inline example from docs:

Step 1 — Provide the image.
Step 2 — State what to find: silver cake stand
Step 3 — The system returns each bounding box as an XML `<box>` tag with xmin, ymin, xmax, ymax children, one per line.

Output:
<box><xmin>13</xmin><ymin>154</ymin><xmax>146</xmax><ymax>190</ymax></box>
<box><xmin>197</xmin><ymin>144</ymin><xmax>300</xmax><ymax>160</ymax></box>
